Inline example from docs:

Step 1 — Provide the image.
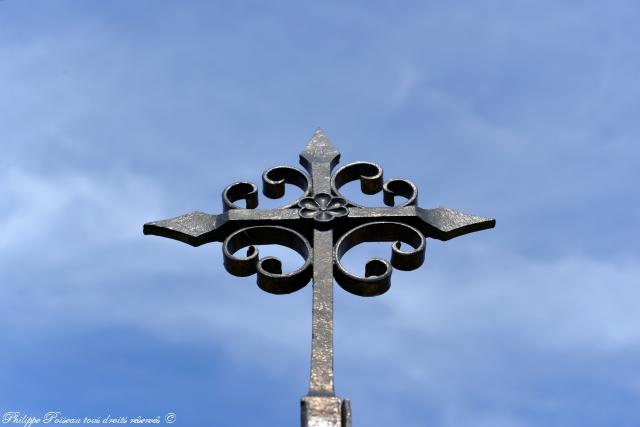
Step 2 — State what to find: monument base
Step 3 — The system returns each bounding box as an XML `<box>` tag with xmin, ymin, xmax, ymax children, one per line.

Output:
<box><xmin>301</xmin><ymin>395</ymin><xmax>351</xmax><ymax>427</ymax></box>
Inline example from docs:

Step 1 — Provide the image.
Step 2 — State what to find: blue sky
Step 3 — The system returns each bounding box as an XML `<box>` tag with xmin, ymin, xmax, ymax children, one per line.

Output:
<box><xmin>1</xmin><ymin>1</ymin><xmax>639</xmax><ymax>426</ymax></box>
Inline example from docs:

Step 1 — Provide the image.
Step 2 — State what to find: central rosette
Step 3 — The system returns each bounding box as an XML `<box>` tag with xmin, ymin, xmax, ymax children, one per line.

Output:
<box><xmin>298</xmin><ymin>193</ymin><xmax>348</xmax><ymax>222</ymax></box>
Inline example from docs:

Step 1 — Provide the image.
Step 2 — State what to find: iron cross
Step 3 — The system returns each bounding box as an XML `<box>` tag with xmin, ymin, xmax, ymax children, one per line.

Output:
<box><xmin>143</xmin><ymin>129</ymin><xmax>495</xmax><ymax>426</ymax></box>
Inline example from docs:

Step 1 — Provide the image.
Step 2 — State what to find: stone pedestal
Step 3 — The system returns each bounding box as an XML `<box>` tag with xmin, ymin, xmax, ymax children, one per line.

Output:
<box><xmin>301</xmin><ymin>396</ymin><xmax>351</xmax><ymax>427</ymax></box>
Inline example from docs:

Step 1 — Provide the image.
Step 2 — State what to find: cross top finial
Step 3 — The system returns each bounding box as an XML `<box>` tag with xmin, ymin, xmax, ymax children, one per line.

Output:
<box><xmin>299</xmin><ymin>128</ymin><xmax>341</xmax><ymax>170</ymax></box>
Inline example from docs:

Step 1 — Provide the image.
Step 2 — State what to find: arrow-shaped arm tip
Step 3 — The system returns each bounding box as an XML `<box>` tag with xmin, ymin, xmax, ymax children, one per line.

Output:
<box><xmin>143</xmin><ymin>211</ymin><xmax>224</xmax><ymax>247</ymax></box>
<box><xmin>418</xmin><ymin>207</ymin><xmax>495</xmax><ymax>241</ymax></box>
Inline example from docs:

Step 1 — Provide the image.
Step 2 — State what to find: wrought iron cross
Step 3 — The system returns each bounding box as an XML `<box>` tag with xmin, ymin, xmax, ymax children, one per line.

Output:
<box><xmin>143</xmin><ymin>129</ymin><xmax>495</xmax><ymax>426</ymax></box>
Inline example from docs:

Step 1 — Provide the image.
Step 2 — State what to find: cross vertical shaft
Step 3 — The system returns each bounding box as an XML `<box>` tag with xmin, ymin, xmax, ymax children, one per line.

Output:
<box><xmin>309</xmin><ymin>228</ymin><xmax>335</xmax><ymax>396</ymax></box>
<box><xmin>300</xmin><ymin>130</ymin><xmax>350</xmax><ymax>426</ymax></box>
<box><xmin>301</xmin><ymin>228</ymin><xmax>347</xmax><ymax>426</ymax></box>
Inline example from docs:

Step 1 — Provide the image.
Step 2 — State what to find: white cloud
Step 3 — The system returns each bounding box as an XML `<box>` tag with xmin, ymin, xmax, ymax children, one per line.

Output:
<box><xmin>0</xmin><ymin>168</ymin><xmax>164</xmax><ymax>254</ymax></box>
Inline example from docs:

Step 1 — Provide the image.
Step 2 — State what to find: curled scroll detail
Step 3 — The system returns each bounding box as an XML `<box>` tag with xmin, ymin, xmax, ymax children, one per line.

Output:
<box><xmin>331</xmin><ymin>161</ymin><xmax>418</xmax><ymax>207</ymax></box>
<box><xmin>331</xmin><ymin>162</ymin><xmax>383</xmax><ymax>207</ymax></box>
<box><xmin>223</xmin><ymin>226</ymin><xmax>312</xmax><ymax>294</ymax></box>
<box><xmin>383</xmin><ymin>178</ymin><xmax>418</xmax><ymax>207</ymax></box>
<box><xmin>334</xmin><ymin>222</ymin><xmax>426</xmax><ymax>297</ymax></box>
<box><xmin>262</xmin><ymin>165</ymin><xmax>311</xmax><ymax>208</ymax></box>
<box><xmin>222</xmin><ymin>182</ymin><xmax>259</xmax><ymax>212</ymax></box>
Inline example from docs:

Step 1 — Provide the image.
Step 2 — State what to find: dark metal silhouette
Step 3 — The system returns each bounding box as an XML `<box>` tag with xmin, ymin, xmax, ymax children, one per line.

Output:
<box><xmin>143</xmin><ymin>129</ymin><xmax>495</xmax><ymax>426</ymax></box>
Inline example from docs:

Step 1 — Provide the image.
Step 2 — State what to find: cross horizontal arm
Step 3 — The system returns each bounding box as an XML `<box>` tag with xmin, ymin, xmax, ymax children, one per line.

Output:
<box><xmin>143</xmin><ymin>205</ymin><xmax>495</xmax><ymax>247</ymax></box>
<box><xmin>143</xmin><ymin>208</ymin><xmax>299</xmax><ymax>247</ymax></box>
<box><xmin>346</xmin><ymin>206</ymin><xmax>495</xmax><ymax>241</ymax></box>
